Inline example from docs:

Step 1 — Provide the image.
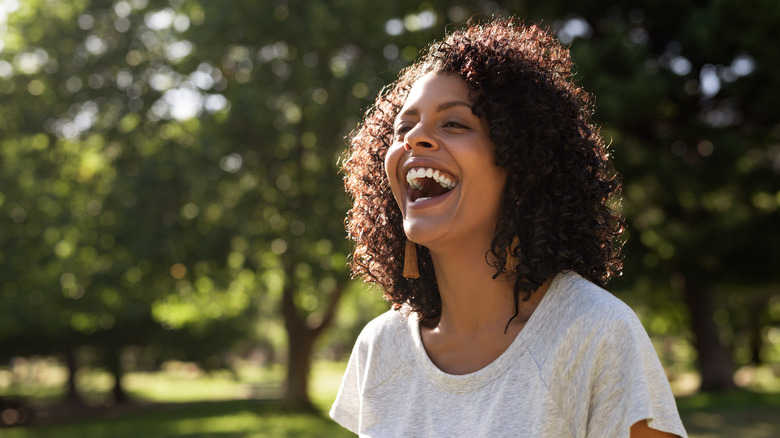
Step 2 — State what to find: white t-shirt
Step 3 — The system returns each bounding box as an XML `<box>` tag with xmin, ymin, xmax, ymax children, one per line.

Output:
<box><xmin>330</xmin><ymin>272</ymin><xmax>687</xmax><ymax>437</ymax></box>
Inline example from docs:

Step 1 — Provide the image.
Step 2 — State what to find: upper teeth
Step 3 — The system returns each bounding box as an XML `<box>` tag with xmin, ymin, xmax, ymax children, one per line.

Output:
<box><xmin>406</xmin><ymin>167</ymin><xmax>457</xmax><ymax>190</ymax></box>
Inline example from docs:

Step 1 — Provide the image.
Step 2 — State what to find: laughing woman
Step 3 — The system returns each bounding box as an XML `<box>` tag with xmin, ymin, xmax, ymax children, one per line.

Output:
<box><xmin>331</xmin><ymin>18</ymin><xmax>687</xmax><ymax>438</ymax></box>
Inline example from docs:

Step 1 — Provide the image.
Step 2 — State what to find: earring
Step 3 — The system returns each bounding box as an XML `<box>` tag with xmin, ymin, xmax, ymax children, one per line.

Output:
<box><xmin>403</xmin><ymin>240</ymin><xmax>420</xmax><ymax>279</ymax></box>
<box><xmin>504</xmin><ymin>236</ymin><xmax>521</xmax><ymax>272</ymax></box>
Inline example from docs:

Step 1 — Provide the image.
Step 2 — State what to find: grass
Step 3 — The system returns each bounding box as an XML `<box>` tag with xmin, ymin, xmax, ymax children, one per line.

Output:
<box><xmin>677</xmin><ymin>390</ymin><xmax>780</xmax><ymax>438</ymax></box>
<box><xmin>0</xmin><ymin>358</ymin><xmax>290</xmax><ymax>405</ymax></box>
<box><xmin>2</xmin><ymin>400</ymin><xmax>355</xmax><ymax>438</ymax></box>
<box><xmin>2</xmin><ymin>360</ymin><xmax>779</xmax><ymax>437</ymax></box>
<box><xmin>1</xmin><ymin>360</ymin><xmax>354</xmax><ymax>438</ymax></box>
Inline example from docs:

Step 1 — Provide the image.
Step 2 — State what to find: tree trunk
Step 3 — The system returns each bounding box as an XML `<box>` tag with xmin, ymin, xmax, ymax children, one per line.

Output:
<box><xmin>108</xmin><ymin>346</ymin><xmax>128</xmax><ymax>405</ymax></box>
<box><xmin>682</xmin><ymin>274</ymin><xmax>735</xmax><ymax>391</ymax></box>
<box><xmin>63</xmin><ymin>347</ymin><xmax>82</xmax><ymax>404</ymax></box>
<box><xmin>280</xmin><ymin>281</ymin><xmax>345</xmax><ymax>411</ymax></box>
<box><xmin>282</xmin><ymin>312</ymin><xmax>316</xmax><ymax>411</ymax></box>
<box><xmin>748</xmin><ymin>294</ymin><xmax>771</xmax><ymax>365</ymax></box>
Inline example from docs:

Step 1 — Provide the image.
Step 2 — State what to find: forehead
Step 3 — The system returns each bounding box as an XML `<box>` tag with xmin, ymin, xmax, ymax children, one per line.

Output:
<box><xmin>400</xmin><ymin>72</ymin><xmax>470</xmax><ymax>110</ymax></box>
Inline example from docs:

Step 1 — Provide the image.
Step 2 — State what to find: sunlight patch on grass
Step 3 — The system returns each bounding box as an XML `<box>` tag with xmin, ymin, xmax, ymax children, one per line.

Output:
<box><xmin>310</xmin><ymin>360</ymin><xmax>347</xmax><ymax>412</ymax></box>
<box><xmin>0</xmin><ymin>358</ymin><xmax>296</xmax><ymax>405</ymax></box>
<box><xmin>125</xmin><ymin>370</ymin><xmax>251</xmax><ymax>402</ymax></box>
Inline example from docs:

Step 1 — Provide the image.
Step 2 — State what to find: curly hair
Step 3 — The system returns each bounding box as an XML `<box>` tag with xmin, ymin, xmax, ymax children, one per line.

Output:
<box><xmin>342</xmin><ymin>17</ymin><xmax>625</xmax><ymax>323</ymax></box>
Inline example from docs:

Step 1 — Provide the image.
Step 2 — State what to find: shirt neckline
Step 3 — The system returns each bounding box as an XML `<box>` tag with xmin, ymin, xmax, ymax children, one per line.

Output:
<box><xmin>408</xmin><ymin>271</ymin><xmax>575</xmax><ymax>393</ymax></box>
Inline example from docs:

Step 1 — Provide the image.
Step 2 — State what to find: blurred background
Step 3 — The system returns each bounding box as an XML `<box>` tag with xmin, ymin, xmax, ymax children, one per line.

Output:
<box><xmin>0</xmin><ymin>0</ymin><xmax>778</xmax><ymax>436</ymax></box>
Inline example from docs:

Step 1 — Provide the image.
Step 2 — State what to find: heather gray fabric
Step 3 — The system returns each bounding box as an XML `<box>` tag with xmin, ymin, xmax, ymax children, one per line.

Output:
<box><xmin>330</xmin><ymin>272</ymin><xmax>687</xmax><ymax>438</ymax></box>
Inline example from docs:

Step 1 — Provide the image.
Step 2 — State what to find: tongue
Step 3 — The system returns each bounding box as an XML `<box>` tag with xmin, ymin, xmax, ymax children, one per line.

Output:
<box><xmin>411</xmin><ymin>177</ymin><xmax>451</xmax><ymax>201</ymax></box>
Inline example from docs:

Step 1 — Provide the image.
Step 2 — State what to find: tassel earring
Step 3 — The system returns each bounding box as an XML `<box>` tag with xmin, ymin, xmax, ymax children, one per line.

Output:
<box><xmin>403</xmin><ymin>240</ymin><xmax>420</xmax><ymax>279</ymax></box>
<box><xmin>504</xmin><ymin>236</ymin><xmax>521</xmax><ymax>273</ymax></box>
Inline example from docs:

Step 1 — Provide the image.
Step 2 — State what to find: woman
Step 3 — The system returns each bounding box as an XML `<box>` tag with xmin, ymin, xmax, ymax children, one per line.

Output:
<box><xmin>331</xmin><ymin>18</ymin><xmax>687</xmax><ymax>437</ymax></box>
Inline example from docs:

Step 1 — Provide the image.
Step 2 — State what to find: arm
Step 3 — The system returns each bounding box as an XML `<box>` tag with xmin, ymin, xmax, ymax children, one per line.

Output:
<box><xmin>630</xmin><ymin>420</ymin><xmax>678</xmax><ymax>438</ymax></box>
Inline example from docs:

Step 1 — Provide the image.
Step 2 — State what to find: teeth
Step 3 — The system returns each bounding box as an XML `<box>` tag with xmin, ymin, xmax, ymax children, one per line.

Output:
<box><xmin>415</xmin><ymin>197</ymin><xmax>431</xmax><ymax>202</ymax></box>
<box><xmin>405</xmin><ymin>167</ymin><xmax>457</xmax><ymax>190</ymax></box>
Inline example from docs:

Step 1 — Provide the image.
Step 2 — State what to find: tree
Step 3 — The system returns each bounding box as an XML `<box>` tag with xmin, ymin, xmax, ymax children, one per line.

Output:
<box><xmin>561</xmin><ymin>0</ymin><xmax>780</xmax><ymax>391</ymax></box>
<box><xmin>0</xmin><ymin>0</ymin><xmax>440</xmax><ymax>409</ymax></box>
<box><xmin>0</xmin><ymin>0</ymin><xmax>257</xmax><ymax>403</ymax></box>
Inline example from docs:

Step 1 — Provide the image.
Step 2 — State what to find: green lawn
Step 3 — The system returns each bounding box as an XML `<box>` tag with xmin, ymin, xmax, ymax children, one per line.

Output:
<box><xmin>2</xmin><ymin>361</ymin><xmax>779</xmax><ymax>437</ymax></box>
<box><xmin>2</xmin><ymin>400</ymin><xmax>354</xmax><ymax>438</ymax></box>
<box><xmin>2</xmin><ymin>361</ymin><xmax>354</xmax><ymax>438</ymax></box>
<box><xmin>677</xmin><ymin>390</ymin><xmax>780</xmax><ymax>438</ymax></box>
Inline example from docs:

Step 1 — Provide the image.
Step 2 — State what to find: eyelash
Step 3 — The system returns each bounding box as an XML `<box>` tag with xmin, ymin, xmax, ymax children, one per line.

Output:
<box><xmin>443</xmin><ymin>121</ymin><xmax>467</xmax><ymax>129</ymax></box>
<box><xmin>394</xmin><ymin>125</ymin><xmax>412</xmax><ymax>137</ymax></box>
<box><xmin>394</xmin><ymin>121</ymin><xmax>468</xmax><ymax>138</ymax></box>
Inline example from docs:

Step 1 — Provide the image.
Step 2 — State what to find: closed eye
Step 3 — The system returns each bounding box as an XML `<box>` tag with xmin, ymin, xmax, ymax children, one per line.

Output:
<box><xmin>394</xmin><ymin>124</ymin><xmax>412</xmax><ymax>139</ymax></box>
<box><xmin>443</xmin><ymin>120</ymin><xmax>469</xmax><ymax>129</ymax></box>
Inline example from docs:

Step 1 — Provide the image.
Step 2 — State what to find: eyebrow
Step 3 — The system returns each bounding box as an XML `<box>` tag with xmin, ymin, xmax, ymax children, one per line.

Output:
<box><xmin>396</xmin><ymin>100</ymin><xmax>473</xmax><ymax>120</ymax></box>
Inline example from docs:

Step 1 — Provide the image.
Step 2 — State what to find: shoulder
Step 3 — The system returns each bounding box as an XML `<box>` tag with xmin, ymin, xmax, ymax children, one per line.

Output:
<box><xmin>530</xmin><ymin>272</ymin><xmax>654</xmax><ymax>374</ymax></box>
<box><xmin>355</xmin><ymin>308</ymin><xmax>410</xmax><ymax>350</ymax></box>
<box><xmin>555</xmin><ymin>272</ymin><xmax>638</xmax><ymax>321</ymax></box>
<box><xmin>531</xmin><ymin>273</ymin><xmax>686</xmax><ymax>437</ymax></box>
<box><xmin>547</xmin><ymin>272</ymin><xmax>645</xmax><ymax>337</ymax></box>
<box><xmin>350</xmin><ymin>308</ymin><xmax>415</xmax><ymax>391</ymax></box>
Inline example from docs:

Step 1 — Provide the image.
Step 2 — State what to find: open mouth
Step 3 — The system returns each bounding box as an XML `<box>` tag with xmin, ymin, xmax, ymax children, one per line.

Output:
<box><xmin>406</xmin><ymin>167</ymin><xmax>458</xmax><ymax>203</ymax></box>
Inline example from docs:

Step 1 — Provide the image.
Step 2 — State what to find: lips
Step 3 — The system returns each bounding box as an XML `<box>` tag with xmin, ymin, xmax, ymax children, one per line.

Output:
<box><xmin>405</xmin><ymin>166</ymin><xmax>459</xmax><ymax>202</ymax></box>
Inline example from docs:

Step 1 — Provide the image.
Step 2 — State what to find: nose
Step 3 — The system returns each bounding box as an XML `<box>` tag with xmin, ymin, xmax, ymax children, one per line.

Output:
<box><xmin>403</xmin><ymin>123</ymin><xmax>438</xmax><ymax>151</ymax></box>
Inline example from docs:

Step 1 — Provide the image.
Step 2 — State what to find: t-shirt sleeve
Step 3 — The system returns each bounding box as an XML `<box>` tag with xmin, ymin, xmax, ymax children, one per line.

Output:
<box><xmin>329</xmin><ymin>310</ymin><xmax>409</xmax><ymax>434</ymax></box>
<box><xmin>329</xmin><ymin>331</ymin><xmax>363</xmax><ymax>434</ymax></box>
<box><xmin>564</xmin><ymin>311</ymin><xmax>688</xmax><ymax>438</ymax></box>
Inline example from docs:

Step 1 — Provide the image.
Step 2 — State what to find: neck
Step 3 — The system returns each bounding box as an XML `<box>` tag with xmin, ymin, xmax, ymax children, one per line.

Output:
<box><xmin>419</xmin><ymin>238</ymin><xmax>553</xmax><ymax>375</ymax></box>
<box><xmin>428</xmin><ymin>238</ymin><xmax>517</xmax><ymax>335</ymax></box>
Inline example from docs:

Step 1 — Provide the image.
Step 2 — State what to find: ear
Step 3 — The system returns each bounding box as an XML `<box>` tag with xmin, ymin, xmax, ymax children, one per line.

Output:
<box><xmin>503</xmin><ymin>236</ymin><xmax>521</xmax><ymax>273</ymax></box>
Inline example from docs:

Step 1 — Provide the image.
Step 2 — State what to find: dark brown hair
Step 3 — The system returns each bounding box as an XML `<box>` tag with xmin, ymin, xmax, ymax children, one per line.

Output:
<box><xmin>342</xmin><ymin>18</ymin><xmax>624</xmax><ymax>322</ymax></box>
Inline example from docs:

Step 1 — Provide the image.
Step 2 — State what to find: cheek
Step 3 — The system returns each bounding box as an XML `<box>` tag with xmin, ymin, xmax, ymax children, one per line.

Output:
<box><xmin>466</xmin><ymin>144</ymin><xmax>506</xmax><ymax>203</ymax></box>
<box><xmin>488</xmin><ymin>168</ymin><xmax>508</xmax><ymax>205</ymax></box>
<box><xmin>492</xmin><ymin>167</ymin><xmax>508</xmax><ymax>193</ymax></box>
<box><xmin>384</xmin><ymin>143</ymin><xmax>405</xmax><ymax>200</ymax></box>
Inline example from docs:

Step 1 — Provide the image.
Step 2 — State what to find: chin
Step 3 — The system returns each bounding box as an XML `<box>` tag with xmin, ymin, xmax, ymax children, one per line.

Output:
<box><xmin>403</xmin><ymin>220</ymin><xmax>446</xmax><ymax>248</ymax></box>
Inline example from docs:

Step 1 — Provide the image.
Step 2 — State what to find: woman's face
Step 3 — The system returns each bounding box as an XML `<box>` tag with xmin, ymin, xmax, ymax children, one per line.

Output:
<box><xmin>385</xmin><ymin>72</ymin><xmax>506</xmax><ymax>252</ymax></box>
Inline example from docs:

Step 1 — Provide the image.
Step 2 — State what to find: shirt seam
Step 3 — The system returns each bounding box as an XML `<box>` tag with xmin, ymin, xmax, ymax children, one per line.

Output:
<box><xmin>528</xmin><ymin>341</ymin><xmax>577</xmax><ymax>438</ymax></box>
